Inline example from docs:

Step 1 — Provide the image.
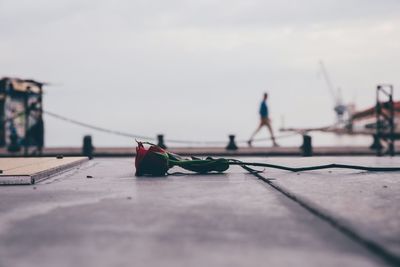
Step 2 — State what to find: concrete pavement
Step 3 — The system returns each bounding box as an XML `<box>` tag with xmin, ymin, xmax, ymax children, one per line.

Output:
<box><xmin>0</xmin><ymin>157</ymin><xmax>398</xmax><ymax>267</ymax></box>
<box><xmin>0</xmin><ymin>145</ymin><xmax>393</xmax><ymax>157</ymax></box>
<box><xmin>258</xmin><ymin>157</ymin><xmax>400</xmax><ymax>263</ymax></box>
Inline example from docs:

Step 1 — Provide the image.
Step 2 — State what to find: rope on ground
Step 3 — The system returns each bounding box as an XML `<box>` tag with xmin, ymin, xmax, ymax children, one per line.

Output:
<box><xmin>43</xmin><ymin>109</ymin><xmax>299</xmax><ymax>145</ymax></box>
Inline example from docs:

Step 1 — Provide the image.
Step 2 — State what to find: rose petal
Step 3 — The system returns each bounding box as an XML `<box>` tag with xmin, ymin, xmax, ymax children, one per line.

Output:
<box><xmin>135</xmin><ymin>143</ymin><xmax>170</xmax><ymax>176</ymax></box>
<box><xmin>135</xmin><ymin>142</ymin><xmax>148</xmax><ymax>170</ymax></box>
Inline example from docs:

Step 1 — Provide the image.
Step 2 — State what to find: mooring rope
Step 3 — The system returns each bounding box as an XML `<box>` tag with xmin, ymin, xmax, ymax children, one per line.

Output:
<box><xmin>43</xmin><ymin>110</ymin><xmax>298</xmax><ymax>145</ymax></box>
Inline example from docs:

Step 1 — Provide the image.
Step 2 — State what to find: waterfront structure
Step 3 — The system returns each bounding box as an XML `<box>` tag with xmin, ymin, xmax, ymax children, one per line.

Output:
<box><xmin>0</xmin><ymin>77</ymin><xmax>44</xmax><ymax>153</ymax></box>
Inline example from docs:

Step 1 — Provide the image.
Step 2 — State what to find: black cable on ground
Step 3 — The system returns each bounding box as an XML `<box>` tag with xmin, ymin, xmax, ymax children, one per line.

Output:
<box><xmin>230</xmin><ymin>160</ymin><xmax>400</xmax><ymax>172</ymax></box>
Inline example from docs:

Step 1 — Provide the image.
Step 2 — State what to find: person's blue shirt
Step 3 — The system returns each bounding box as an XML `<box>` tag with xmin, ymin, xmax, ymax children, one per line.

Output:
<box><xmin>259</xmin><ymin>101</ymin><xmax>268</xmax><ymax>118</ymax></box>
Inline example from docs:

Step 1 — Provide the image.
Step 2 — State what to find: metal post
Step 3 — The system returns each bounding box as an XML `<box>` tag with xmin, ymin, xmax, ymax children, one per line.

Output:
<box><xmin>226</xmin><ymin>135</ymin><xmax>238</xmax><ymax>151</ymax></box>
<box><xmin>82</xmin><ymin>135</ymin><xmax>94</xmax><ymax>159</ymax></box>
<box><xmin>157</xmin><ymin>134</ymin><xmax>167</xmax><ymax>149</ymax></box>
<box><xmin>375</xmin><ymin>84</ymin><xmax>395</xmax><ymax>156</ymax></box>
<box><xmin>37</xmin><ymin>85</ymin><xmax>44</xmax><ymax>155</ymax></box>
<box><xmin>370</xmin><ymin>134</ymin><xmax>383</xmax><ymax>151</ymax></box>
<box><xmin>24</xmin><ymin>87</ymin><xmax>30</xmax><ymax>156</ymax></box>
<box><xmin>301</xmin><ymin>134</ymin><xmax>312</xmax><ymax>157</ymax></box>
<box><xmin>375</xmin><ymin>86</ymin><xmax>382</xmax><ymax>156</ymax></box>
<box><xmin>389</xmin><ymin>85</ymin><xmax>395</xmax><ymax>156</ymax></box>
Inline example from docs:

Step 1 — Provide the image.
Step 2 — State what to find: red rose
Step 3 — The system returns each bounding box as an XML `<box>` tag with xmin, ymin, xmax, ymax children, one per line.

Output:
<box><xmin>134</xmin><ymin>142</ymin><xmax>400</xmax><ymax>176</ymax></box>
<box><xmin>135</xmin><ymin>142</ymin><xmax>170</xmax><ymax>176</ymax></box>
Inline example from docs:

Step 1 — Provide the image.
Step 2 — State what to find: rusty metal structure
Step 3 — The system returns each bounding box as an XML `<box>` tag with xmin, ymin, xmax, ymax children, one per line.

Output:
<box><xmin>0</xmin><ymin>77</ymin><xmax>45</xmax><ymax>155</ymax></box>
<box><xmin>374</xmin><ymin>84</ymin><xmax>395</xmax><ymax>156</ymax></box>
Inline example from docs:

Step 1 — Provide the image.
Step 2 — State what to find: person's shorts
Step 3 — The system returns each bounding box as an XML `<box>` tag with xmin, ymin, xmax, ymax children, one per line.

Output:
<box><xmin>260</xmin><ymin>117</ymin><xmax>270</xmax><ymax>124</ymax></box>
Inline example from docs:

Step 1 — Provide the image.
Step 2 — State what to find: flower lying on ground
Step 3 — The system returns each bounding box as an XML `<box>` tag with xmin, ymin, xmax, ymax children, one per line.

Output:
<box><xmin>135</xmin><ymin>142</ymin><xmax>170</xmax><ymax>176</ymax></box>
<box><xmin>135</xmin><ymin>141</ymin><xmax>229</xmax><ymax>176</ymax></box>
<box><xmin>134</xmin><ymin>141</ymin><xmax>400</xmax><ymax>176</ymax></box>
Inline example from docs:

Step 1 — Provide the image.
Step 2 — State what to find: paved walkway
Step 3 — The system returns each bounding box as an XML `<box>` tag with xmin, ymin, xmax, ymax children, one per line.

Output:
<box><xmin>0</xmin><ymin>157</ymin><xmax>399</xmax><ymax>267</ymax></box>
<box><xmin>0</xmin><ymin>145</ymin><xmax>393</xmax><ymax>157</ymax></box>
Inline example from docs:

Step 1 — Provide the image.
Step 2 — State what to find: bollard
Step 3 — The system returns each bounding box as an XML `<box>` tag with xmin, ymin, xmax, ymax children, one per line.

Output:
<box><xmin>82</xmin><ymin>135</ymin><xmax>94</xmax><ymax>159</ymax></box>
<box><xmin>301</xmin><ymin>135</ymin><xmax>312</xmax><ymax>157</ymax></box>
<box><xmin>157</xmin><ymin>134</ymin><xmax>167</xmax><ymax>149</ymax></box>
<box><xmin>369</xmin><ymin>134</ymin><xmax>383</xmax><ymax>155</ymax></box>
<box><xmin>226</xmin><ymin>135</ymin><xmax>238</xmax><ymax>151</ymax></box>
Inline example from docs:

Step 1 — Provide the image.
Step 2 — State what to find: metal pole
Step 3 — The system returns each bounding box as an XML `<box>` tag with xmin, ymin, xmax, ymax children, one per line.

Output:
<box><xmin>376</xmin><ymin>86</ymin><xmax>382</xmax><ymax>156</ymax></box>
<box><xmin>38</xmin><ymin>85</ymin><xmax>44</xmax><ymax>154</ymax></box>
<box><xmin>24</xmin><ymin>87</ymin><xmax>30</xmax><ymax>156</ymax></box>
<box><xmin>389</xmin><ymin>85</ymin><xmax>395</xmax><ymax>156</ymax></box>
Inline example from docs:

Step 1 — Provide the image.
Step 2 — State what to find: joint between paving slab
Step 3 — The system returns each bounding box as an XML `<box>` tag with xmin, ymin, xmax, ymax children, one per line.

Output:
<box><xmin>241</xmin><ymin>165</ymin><xmax>400</xmax><ymax>267</ymax></box>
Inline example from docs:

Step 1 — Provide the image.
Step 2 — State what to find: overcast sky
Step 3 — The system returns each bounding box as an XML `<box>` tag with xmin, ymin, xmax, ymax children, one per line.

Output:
<box><xmin>1</xmin><ymin>0</ymin><xmax>400</xmax><ymax>147</ymax></box>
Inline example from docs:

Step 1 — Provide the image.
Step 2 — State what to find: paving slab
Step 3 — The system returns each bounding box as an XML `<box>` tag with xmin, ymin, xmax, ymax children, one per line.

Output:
<box><xmin>252</xmin><ymin>157</ymin><xmax>400</xmax><ymax>264</ymax></box>
<box><xmin>0</xmin><ymin>157</ymin><xmax>88</xmax><ymax>185</ymax></box>
<box><xmin>0</xmin><ymin>158</ymin><xmax>393</xmax><ymax>267</ymax></box>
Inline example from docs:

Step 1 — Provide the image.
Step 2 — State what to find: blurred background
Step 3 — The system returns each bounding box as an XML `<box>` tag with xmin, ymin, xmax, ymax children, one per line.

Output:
<box><xmin>1</xmin><ymin>0</ymin><xmax>399</xmax><ymax>147</ymax></box>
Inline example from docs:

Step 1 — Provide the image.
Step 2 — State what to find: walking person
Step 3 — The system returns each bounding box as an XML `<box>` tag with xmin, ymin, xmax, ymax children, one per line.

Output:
<box><xmin>248</xmin><ymin>92</ymin><xmax>279</xmax><ymax>147</ymax></box>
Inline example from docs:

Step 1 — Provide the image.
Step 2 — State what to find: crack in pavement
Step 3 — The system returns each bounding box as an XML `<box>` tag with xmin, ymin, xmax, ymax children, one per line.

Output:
<box><xmin>242</xmin><ymin>165</ymin><xmax>400</xmax><ymax>267</ymax></box>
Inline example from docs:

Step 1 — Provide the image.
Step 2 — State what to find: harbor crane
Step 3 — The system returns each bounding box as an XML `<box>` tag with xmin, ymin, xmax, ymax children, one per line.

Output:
<box><xmin>319</xmin><ymin>60</ymin><xmax>347</xmax><ymax>124</ymax></box>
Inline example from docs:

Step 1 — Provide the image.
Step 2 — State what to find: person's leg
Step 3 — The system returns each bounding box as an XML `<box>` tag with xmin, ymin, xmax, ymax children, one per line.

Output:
<box><xmin>248</xmin><ymin>120</ymin><xmax>264</xmax><ymax>146</ymax></box>
<box><xmin>266</xmin><ymin>119</ymin><xmax>279</xmax><ymax>146</ymax></box>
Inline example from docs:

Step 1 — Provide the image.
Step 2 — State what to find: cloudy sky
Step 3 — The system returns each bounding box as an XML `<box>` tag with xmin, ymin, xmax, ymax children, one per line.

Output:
<box><xmin>1</xmin><ymin>0</ymin><xmax>400</xmax><ymax>147</ymax></box>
